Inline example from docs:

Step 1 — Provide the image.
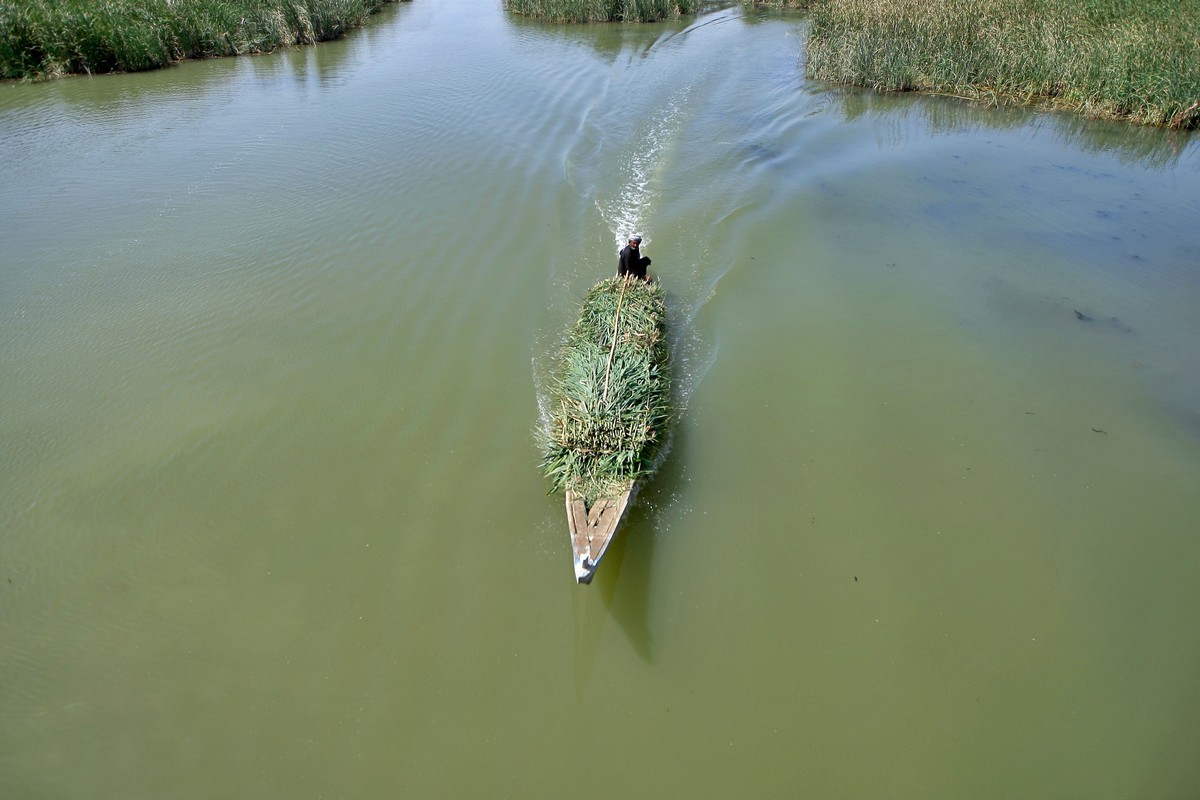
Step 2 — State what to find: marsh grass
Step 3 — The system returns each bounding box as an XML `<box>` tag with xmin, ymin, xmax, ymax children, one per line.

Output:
<box><xmin>740</xmin><ymin>0</ymin><xmax>818</xmax><ymax>9</ymax></box>
<box><xmin>805</xmin><ymin>0</ymin><xmax>1200</xmax><ymax>128</ymax></box>
<box><xmin>0</xmin><ymin>0</ymin><xmax>398</xmax><ymax>79</ymax></box>
<box><xmin>541</xmin><ymin>277</ymin><xmax>671</xmax><ymax>504</ymax></box>
<box><xmin>504</xmin><ymin>0</ymin><xmax>697</xmax><ymax>24</ymax></box>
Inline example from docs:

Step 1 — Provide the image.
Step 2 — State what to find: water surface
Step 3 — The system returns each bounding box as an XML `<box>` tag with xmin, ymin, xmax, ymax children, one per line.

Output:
<box><xmin>2</xmin><ymin>2</ymin><xmax>1199</xmax><ymax>797</ymax></box>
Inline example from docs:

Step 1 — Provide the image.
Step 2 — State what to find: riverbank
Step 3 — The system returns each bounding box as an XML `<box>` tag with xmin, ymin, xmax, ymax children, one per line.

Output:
<box><xmin>0</xmin><ymin>0</ymin><xmax>401</xmax><ymax>79</ymax></box>
<box><xmin>502</xmin><ymin>0</ymin><xmax>697</xmax><ymax>23</ymax></box>
<box><xmin>804</xmin><ymin>0</ymin><xmax>1200</xmax><ymax>128</ymax></box>
<box><xmin>506</xmin><ymin>0</ymin><xmax>1197</xmax><ymax>128</ymax></box>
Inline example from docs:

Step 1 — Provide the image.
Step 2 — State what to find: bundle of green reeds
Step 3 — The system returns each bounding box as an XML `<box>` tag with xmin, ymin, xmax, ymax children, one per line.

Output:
<box><xmin>542</xmin><ymin>276</ymin><xmax>671</xmax><ymax>504</ymax></box>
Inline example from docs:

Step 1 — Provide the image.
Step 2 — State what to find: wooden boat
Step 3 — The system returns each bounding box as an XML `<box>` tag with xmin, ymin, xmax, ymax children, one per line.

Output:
<box><xmin>542</xmin><ymin>275</ymin><xmax>670</xmax><ymax>584</ymax></box>
<box><xmin>566</xmin><ymin>486</ymin><xmax>633</xmax><ymax>584</ymax></box>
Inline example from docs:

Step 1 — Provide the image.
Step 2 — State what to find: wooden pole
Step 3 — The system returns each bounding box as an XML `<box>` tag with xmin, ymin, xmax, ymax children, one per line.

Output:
<box><xmin>600</xmin><ymin>275</ymin><xmax>631</xmax><ymax>406</ymax></box>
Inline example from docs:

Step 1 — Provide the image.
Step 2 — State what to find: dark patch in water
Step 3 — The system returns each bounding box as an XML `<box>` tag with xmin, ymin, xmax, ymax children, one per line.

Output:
<box><xmin>739</xmin><ymin>141</ymin><xmax>780</xmax><ymax>165</ymax></box>
<box><xmin>1073</xmin><ymin>309</ymin><xmax>1134</xmax><ymax>333</ymax></box>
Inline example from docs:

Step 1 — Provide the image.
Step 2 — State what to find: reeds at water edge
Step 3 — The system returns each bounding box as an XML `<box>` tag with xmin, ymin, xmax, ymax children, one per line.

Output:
<box><xmin>504</xmin><ymin>0</ymin><xmax>697</xmax><ymax>24</ymax></box>
<box><xmin>0</xmin><ymin>0</ymin><xmax>400</xmax><ymax>79</ymax></box>
<box><xmin>804</xmin><ymin>0</ymin><xmax>1200</xmax><ymax>128</ymax></box>
<box><xmin>503</xmin><ymin>0</ymin><xmax>1196</xmax><ymax>127</ymax></box>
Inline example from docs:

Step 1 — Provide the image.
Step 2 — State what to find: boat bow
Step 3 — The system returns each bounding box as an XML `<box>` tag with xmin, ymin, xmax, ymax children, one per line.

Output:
<box><xmin>566</xmin><ymin>486</ymin><xmax>633</xmax><ymax>584</ymax></box>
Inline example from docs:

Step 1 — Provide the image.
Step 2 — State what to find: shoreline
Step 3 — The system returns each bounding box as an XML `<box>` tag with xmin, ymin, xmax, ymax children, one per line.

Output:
<box><xmin>798</xmin><ymin>0</ymin><xmax>1199</xmax><ymax>129</ymax></box>
<box><xmin>0</xmin><ymin>0</ymin><xmax>404</xmax><ymax>81</ymax></box>
<box><xmin>5</xmin><ymin>0</ymin><xmax>1197</xmax><ymax>129</ymax></box>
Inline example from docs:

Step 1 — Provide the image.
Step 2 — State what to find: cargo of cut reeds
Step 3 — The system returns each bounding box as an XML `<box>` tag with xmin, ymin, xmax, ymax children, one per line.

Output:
<box><xmin>541</xmin><ymin>275</ymin><xmax>671</xmax><ymax>507</ymax></box>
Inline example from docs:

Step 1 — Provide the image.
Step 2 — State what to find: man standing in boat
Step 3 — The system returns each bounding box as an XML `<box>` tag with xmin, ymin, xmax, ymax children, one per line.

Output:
<box><xmin>617</xmin><ymin>235</ymin><xmax>652</xmax><ymax>282</ymax></box>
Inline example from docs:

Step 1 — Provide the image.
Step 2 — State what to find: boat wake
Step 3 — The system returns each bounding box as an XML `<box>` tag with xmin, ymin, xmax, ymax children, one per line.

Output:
<box><xmin>595</xmin><ymin>84</ymin><xmax>694</xmax><ymax>252</ymax></box>
<box><xmin>535</xmin><ymin>58</ymin><xmax>732</xmax><ymax>541</ymax></box>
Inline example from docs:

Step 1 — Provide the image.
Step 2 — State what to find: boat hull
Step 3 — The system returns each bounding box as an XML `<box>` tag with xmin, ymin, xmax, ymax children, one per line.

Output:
<box><xmin>566</xmin><ymin>485</ymin><xmax>634</xmax><ymax>584</ymax></box>
<box><xmin>543</xmin><ymin>275</ymin><xmax>669</xmax><ymax>584</ymax></box>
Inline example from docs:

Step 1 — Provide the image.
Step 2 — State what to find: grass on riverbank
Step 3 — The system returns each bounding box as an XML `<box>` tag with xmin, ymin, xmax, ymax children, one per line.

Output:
<box><xmin>0</xmin><ymin>0</ymin><xmax>399</xmax><ymax>79</ymax></box>
<box><xmin>805</xmin><ymin>0</ymin><xmax>1200</xmax><ymax>128</ymax></box>
<box><xmin>504</xmin><ymin>0</ymin><xmax>697</xmax><ymax>24</ymax></box>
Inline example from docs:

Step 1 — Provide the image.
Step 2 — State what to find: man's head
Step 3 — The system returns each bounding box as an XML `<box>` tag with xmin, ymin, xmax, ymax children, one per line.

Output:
<box><xmin>629</xmin><ymin>235</ymin><xmax>642</xmax><ymax>247</ymax></box>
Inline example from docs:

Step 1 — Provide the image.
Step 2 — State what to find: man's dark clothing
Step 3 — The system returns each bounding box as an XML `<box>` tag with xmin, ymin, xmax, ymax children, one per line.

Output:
<box><xmin>618</xmin><ymin>245</ymin><xmax>651</xmax><ymax>279</ymax></box>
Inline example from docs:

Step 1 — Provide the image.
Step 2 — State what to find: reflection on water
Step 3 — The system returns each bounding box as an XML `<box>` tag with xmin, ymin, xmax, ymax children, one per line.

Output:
<box><xmin>2</xmin><ymin>1</ymin><xmax>1199</xmax><ymax>797</ymax></box>
<box><xmin>829</xmin><ymin>83</ymin><xmax>1196</xmax><ymax>167</ymax></box>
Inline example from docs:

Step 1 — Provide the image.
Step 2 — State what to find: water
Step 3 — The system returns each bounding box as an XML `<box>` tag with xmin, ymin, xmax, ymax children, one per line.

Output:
<box><xmin>2</xmin><ymin>3</ymin><xmax>1199</xmax><ymax>797</ymax></box>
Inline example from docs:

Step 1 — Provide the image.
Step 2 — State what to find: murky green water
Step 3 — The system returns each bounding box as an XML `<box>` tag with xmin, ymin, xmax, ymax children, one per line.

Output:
<box><xmin>3</xmin><ymin>2</ymin><xmax>1199</xmax><ymax>797</ymax></box>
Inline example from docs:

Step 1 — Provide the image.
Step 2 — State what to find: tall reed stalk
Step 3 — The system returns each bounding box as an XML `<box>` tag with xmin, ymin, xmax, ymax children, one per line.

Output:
<box><xmin>0</xmin><ymin>0</ymin><xmax>399</xmax><ymax>79</ymax></box>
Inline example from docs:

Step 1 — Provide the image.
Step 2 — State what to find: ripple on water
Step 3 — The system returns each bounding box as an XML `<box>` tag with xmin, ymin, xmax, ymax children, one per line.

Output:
<box><xmin>3</xmin><ymin>5</ymin><xmax>1200</xmax><ymax>796</ymax></box>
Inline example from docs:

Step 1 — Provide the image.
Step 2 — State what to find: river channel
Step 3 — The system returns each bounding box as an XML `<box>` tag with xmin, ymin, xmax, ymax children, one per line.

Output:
<box><xmin>2</xmin><ymin>1</ymin><xmax>1199</xmax><ymax>797</ymax></box>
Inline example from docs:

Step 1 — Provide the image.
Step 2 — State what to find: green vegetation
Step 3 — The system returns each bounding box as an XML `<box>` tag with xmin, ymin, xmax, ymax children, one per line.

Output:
<box><xmin>504</xmin><ymin>0</ymin><xmax>696</xmax><ymax>24</ymax></box>
<box><xmin>804</xmin><ymin>0</ymin><xmax>1200</xmax><ymax>128</ymax></box>
<box><xmin>542</xmin><ymin>276</ymin><xmax>671</xmax><ymax>504</ymax></box>
<box><xmin>0</xmin><ymin>0</ymin><xmax>399</xmax><ymax>79</ymax></box>
<box><xmin>8</xmin><ymin>0</ymin><xmax>1194</xmax><ymax>127</ymax></box>
<box><xmin>505</xmin><ymin>0</ymin><xmax>1196</xmax><ymax>127</ymax></box>
<box><xmin>741</xmin><ymin>0</ymin><xmax>817</xmax><ymax>8</ymax></box>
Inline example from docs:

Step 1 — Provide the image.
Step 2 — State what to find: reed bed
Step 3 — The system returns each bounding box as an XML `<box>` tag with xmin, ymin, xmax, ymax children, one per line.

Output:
<box><xmin>542</xmin><ymin>277</ymin><xmax>671</xmax><ymax>504</ymax></box>
<box><xmin>504</xmin><ymin>0</ymin><xmax>696</xmax><ymax>24</ymax></box>
<box><xmin>0</xmin><ymin>0</ymin><xmax>398</xmax><ymax>79</ymax></box>
<box><xmin>805</xmin><ymin>0</ymin><xmax>1200</xmax><ymax>128</ymax></box>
